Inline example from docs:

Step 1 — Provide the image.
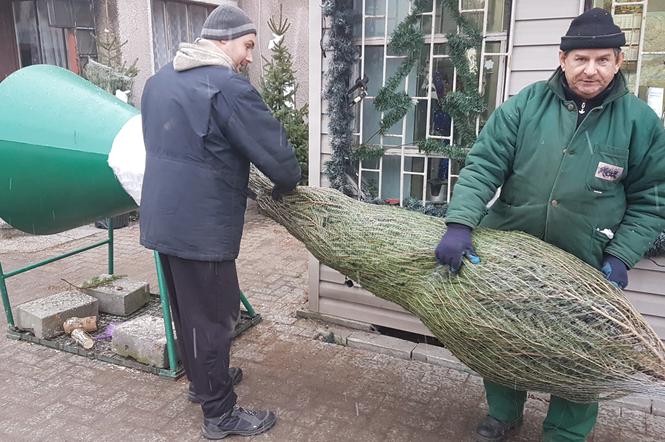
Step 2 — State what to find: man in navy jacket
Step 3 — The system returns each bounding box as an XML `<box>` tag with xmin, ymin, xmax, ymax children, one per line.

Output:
<box><xmin>140</xmin><ymin>3</ymin><xmax>300</xmax><ymax>439</ymax></box>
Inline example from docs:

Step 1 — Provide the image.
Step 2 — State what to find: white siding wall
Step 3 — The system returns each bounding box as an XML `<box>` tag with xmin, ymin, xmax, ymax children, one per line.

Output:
<box><xmin>506</xmin><ymin>0</ymin><xmax>583</xmax><ymax>96</ymax></box>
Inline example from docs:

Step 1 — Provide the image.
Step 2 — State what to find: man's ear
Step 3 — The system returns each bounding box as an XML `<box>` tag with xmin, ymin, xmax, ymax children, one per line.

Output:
<box><xmin>615</xmin><ymin>50</ymin><xmax>624</xmax><ymax>73</ymax></box>
<box><xmin>558</xmin><ymin>50</ymin><xmax>567</xmax><ymax>71</ymax></box>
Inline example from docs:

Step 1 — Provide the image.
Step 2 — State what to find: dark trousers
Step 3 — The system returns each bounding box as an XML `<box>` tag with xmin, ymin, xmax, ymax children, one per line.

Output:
<box><xmin>159</xmin><ymin>253</ymin><xmax>239</xmax><ymax>418</ymax></box>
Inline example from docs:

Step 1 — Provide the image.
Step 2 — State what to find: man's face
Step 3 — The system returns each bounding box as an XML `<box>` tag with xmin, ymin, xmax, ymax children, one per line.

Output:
<box><xmin>559</xmin><ymin>48</ymin><xmax>624</xmax><ymax>100</ymax></box>
<box><xmin>217</xmin><ymin>33</ymin><xmax>256</xmax><ymax>70</ymax></box>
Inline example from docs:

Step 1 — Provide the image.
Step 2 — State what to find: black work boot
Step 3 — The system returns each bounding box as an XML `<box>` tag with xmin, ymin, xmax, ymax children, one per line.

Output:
<box><xmin>188</xmin><ymin>367</ymin><xmax>243</xmax><ymax>403</ymax></box>
<box><xmin>201</xmin><ymin>405</ymin><xmax>277</xmax><ymax>440</ymax></box>
<box><xmin>475</xmin><ymin>415</ymin><xmax>523</xmax><ymax>442</ymax></box>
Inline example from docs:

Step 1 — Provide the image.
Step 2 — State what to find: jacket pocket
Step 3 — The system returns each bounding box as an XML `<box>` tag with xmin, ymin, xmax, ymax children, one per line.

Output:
<box><xmin>588</xmin><ymin>226</ymin><xmax>614</xmax><ymax>269</ymax></box>
<box><xmin>586</xmin><ymin>145</ymin><xmax>628</xmax><ymax>192</ymax></box>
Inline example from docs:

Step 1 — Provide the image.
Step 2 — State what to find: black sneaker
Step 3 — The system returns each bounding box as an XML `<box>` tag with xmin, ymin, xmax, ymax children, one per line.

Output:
<box><xmin>201</xmin><ymin>405</ymin><xmax>277</xmax><ymax>440</ymax></box>
<box><xmin>475</xmin><ymin>415</ymin><xmax>523</xmax><ymax>442</ymax></box>
<box><xmin>188</xmin><ymin>367</ymin><xmax>243</xmax><ymax>403</ymax></box>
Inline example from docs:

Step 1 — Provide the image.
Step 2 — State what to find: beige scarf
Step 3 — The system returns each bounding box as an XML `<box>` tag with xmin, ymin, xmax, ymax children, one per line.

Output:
<box><xmin>173</xmin><ymin>38</ymin><xmax>236</xmax><ymax>72</ymax></box>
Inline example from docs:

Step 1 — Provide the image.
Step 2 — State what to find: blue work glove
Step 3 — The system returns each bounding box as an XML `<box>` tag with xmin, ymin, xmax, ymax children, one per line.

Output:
<box><xmin>435</xmin><ymin>223</ymin><xmax>480</xmax><ymax>273</ymax></box>
<box><xmin>601</xmin><ymin>254</ymin><xmax>628</xmax><ymax>289</ymax></box>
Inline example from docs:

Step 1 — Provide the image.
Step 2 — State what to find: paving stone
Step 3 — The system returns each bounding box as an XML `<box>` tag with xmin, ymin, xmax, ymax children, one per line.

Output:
<box><xmin>81</xmin><ymin>274</ymin><xmax>149</xmax><ymax>316</ymax></box>
<box><xmin>614</xmin><ymin>394</ymin><xmax>652</xmax><ymax>413</ymax></box>
<box><xmin>653</xmin><ymin>398</ymin><xmax>665</xmax><ymax>417</ymax></box>
<box><xmin>347</xmin><ymin>331</ymin><xmax>416</xmax><ymax>360</ymax></box>
<box><xmin>111</xmin><ymin>315</ymin><xmax>178</xmax><ymax>368</ymax></box>
<box><xmin>15</xmin><ymin>290</ymin><xmax>98</xmax><ymax>339</ymax></box>
<box><xmin>412</xmin><ymin>342</ymin><xmax>468</xmax><ymax>371</ymax></box>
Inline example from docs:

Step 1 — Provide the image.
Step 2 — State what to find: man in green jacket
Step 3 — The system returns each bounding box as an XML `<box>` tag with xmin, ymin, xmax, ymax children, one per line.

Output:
<box><xmin>435</xmin><ymin>8</ymin><xmax>665</xmax><ymax>442</ymax></box>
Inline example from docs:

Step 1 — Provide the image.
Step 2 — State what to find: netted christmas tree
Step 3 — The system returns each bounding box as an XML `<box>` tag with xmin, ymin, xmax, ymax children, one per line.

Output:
<box><xmin>260</xmin><ymin>6</ymin><xmax>309</xmax><ymax>184</ymax></box>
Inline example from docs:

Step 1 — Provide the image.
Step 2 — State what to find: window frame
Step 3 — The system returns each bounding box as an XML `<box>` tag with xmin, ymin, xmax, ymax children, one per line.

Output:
<box><xmin>353</xmin><ymin>0</ymin><xmax>512</xmax><ymax>205</ymax></box>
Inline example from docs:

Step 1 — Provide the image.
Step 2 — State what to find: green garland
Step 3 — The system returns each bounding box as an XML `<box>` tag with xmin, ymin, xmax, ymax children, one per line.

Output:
<box><xmin>322</xmin><ymin>0</ymin><xmax>359</xmax><ymax>195</ymax></box>
<box><xmin>417</xmin><ymin>0</ymin><xmax>485</xmax><ymax>157</ymax></box>
<box><xmin>373</xmin><ymin>0</ymin><xmax>429</xmax><ymax>135</ymax></box>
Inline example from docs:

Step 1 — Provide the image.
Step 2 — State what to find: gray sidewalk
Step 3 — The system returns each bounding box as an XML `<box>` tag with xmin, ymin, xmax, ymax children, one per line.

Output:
<box><xmin>0</xmin><ymin>202</ymin><xmax>663</xmax><ymax>441</ymax></box>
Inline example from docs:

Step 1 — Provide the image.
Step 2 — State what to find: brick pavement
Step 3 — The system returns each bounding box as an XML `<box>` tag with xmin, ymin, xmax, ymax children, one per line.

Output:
<box><xmin>0</xmin><ymin>202</ymin><xmax>663</xmax><ymax>441</ymax></box>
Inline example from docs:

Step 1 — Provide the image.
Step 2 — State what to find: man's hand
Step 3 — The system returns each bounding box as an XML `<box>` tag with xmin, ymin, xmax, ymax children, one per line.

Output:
<box><xmin>271</xmin><ymin>185</ymin><xmax>292</xmax><ymax>201</ymax></box>
<box><xmin>435</xmin><ymin>223</ymin><xmax>480</xmax><ymax>273</ymax></box>
<box><xmin>601</xmin><ymin>254</ymin><xmax>628</xmax><ymax>289</ymax></box>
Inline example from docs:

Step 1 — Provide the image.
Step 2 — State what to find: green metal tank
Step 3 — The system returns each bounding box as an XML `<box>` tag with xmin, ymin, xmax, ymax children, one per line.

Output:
<box><xmin>0</xmin><ymin>64</ymin><xmax>138</xmax><ymax>234</ymax></box>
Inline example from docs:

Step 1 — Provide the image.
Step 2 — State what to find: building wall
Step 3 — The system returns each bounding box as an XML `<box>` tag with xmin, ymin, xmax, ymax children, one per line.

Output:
<box><xmin>240</xmin><ymin>0</ymin><xmax>309</xmax><ymax>109</ymax></box>
<box><xmin>506</xmin><ymin>0</ymin><xmax>583</xmax><ymax>95</ymax></box>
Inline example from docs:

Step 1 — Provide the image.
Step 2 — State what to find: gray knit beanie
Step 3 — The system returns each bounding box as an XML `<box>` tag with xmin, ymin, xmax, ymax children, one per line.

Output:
<box><xmin>200</xmin><ymin>2</ymin><xmax>256</xmax><ymax>41</ymax></box>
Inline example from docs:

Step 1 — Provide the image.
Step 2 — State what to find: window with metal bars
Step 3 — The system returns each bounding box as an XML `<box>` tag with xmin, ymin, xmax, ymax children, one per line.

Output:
<box><xmin>351</xmin><ymin>0</ymin><xmax>512</xmax><ymax>206</ymax></box>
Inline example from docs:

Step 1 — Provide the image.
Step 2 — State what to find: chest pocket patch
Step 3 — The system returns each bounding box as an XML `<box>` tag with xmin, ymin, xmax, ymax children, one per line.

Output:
<box><xmin>594</xmin><ymin>162</ymin><xmax>624</xmax><ymax>182</ymax></box>
<box><xmin>586</xmin><ymin>145</ymin><xmax>628</xmax><ymax>192</ymax></box>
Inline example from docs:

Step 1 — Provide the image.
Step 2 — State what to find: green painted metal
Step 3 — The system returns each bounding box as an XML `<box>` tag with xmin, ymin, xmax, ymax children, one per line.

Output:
<box><xmin>153</xmin><ymin>252</ymin><xmax>179</xmax><ymax>375</ymax></box>
<box><xmin>239</xmin><ymin>291</ymin><xmax>256</xmax><ymax>318</ymax></box>
<box><xmin>0</xmin><ymin>220</ymin><xmax>114</xmax><ymax>329</ymax></box>
<box><xmin>0</xmin><ymin>261</ymin><xmax>14</xmax><ymax>328</ymax></box>
<box><xmin>0</xmin><ymin>65</ymin><xmax>138</xmax><ymax>235</ymax></box>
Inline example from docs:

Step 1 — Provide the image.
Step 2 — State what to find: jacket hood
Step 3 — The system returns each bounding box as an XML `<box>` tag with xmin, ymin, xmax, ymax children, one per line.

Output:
<box><xmin>173</xmin><ymin>38</ymin><xmax>236</xmax><ymax>72</ymax></box>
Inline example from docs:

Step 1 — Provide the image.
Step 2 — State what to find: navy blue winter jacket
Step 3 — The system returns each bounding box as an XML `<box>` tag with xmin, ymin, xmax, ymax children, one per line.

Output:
<box><xmin>139</xmin><ymin>63</ymin><xmax>301</xmax><ymax>261</ymax></box>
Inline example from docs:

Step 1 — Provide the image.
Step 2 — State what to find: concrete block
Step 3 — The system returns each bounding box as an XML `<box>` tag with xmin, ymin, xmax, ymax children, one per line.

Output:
<box><xmin>112</xmin><ymin>315</ymin><xmax>177</xmax><ymax>368</ymax></box>
<box><xmin>614</xmin><ymin>394</ymin><xmax>652</xmax><ymax>413</ymax></box>
<box><xmin>15</xmin><ymin>291</ymin><xmax>98</xmax><ymax>339</ymax></box>
<box><xmin>347</xmin><ymin>331</ymin><xmax>416</xmax><ymax>360</ymax></box>
<box><xmin>412</xmin><ymin>343</ymin><xmax>467</xmax><ymax>371</ymax></box>
<box><xmin>652</xmin><ymin>399</ymin><xmax>665</xmax><ymax>417</ymax></box>
<box><xmin>82</xmin><ymin>274</ymin><xmax>149</xmax><ymax>316</ymax></box>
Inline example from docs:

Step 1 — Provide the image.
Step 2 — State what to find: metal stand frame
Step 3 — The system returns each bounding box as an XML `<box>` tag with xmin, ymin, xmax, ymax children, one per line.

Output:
<box><xmin>0</xmin><ymin>220</ymin><xmax>261</xmax><ymax>379</ymax></box>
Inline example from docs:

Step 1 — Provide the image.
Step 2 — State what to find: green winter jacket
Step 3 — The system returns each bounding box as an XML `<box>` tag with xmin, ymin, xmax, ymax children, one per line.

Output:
<box><xmin>445</xmin><ymin>69</ymin><xmax>665</xmax><ymax>269</ymax></box>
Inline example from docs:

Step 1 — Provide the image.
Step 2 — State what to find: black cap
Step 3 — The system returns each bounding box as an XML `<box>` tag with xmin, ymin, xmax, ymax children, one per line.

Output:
<box><xmin>560</xmin><ymin>8</ymin><xmax>625</xmax><ymax>51</ymax></box>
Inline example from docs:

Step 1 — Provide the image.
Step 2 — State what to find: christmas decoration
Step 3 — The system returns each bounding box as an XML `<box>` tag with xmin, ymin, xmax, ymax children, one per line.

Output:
<box><xmin>260</xmin><ymin>6</ymin><xmax>309</xmax><ymax>184</ymax></box>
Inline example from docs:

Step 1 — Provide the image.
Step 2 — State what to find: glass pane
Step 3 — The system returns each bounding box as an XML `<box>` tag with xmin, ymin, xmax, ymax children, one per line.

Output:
<box><xmin>461</xmin><ymin>0</ymin><xmax>484</xmax><ymax>9</ymax></box>
<box><xmin>47</xmin><ymin>0</ymin><xmax>74</xmax><ymax>27</ymax></box>
<box><xmin>13</xmin><ymin>1</ymin><xmax>41</xmax><ymax>66</ymax></box>
<box><xmin>365</xmin><ymin>0</ymin><xmax>385</xmax><ymax>15</ymax></box>
<box><xmin>364</xmin><ymin>46</ymin><xmax>384</xmax><ymax>96</ymax></box>
<box><xmin>462</xmin><ymin>11</ymin><xmax>483</xmax><ymax>32</ymax></box>
<box><xmin>487</xmin><ymin>0</ymin><xmax>511</xmax><ymax>33</ymax></box>
<box><xmin>480</xmin><ymin>54</ymin><xmax>504</xmax><ymax>125</ymax></box>
<box><xmin>435</xmin><ymin>1</ymin><xmax>458</xmax><ymax>34</ymax></box>
<box><xmin>427</xmin><ymin>157</ymin><xmax>449</xmax><ymax>203</ymax></box>
<box><xmin>365</xmin><ymin>17</ymin><xmax>385</xmax><ymax>38</ymax></box>
<box><xmin>152</xmin><ymin>0</ymin><xmax>169</xmax><ymax>71</ymax></box>
<box><xmin>72</xmin><ymin>0</ymin><xmax>94</xmax><ymax>27</ymax></box>
<box><xmin>414</xmin><ymin>98</ymin><xmax>429</xmax><ymax>140</ymax></box>
<box><xmin>404</xmin><ymin>168</ymin><xmax>424</xmax><ymax>198</ymax></box>
<box><xmin>166</xmin><ymin>1</ymin><xmax>188</xmax><ymax>58</ymax></box>
<box><xmin>363</xmin><ymin>98</ymin><xmax>381</xmax><ymax>141</ymax></box>
<box><xmin>637</xmin><ymin>54</ymin><xmax>665</xmax><ymax>119</ymax></box>
<box><xmin>361</xmin><ymin>171</ymin><xmax>380</xmax><ymax>199</ymax></box>
<box><xmin>386</xmin><ymin>57</ymin><xmax>408</xmax><ymax>92</ymax></box>
<box><xmin>406</xmin><ymin>156</ymin><xmax>425</xmax><ymax>173</ymax></box>
<box><xmin>382</xmin><ymin>135</ymin><xmax>403</xmax><ymax>146</ymax></box>
<box><xmin>485</xmin><ymin>41</ymin><xmax>502</xmax><ymax>54</ymax></box>
<box><xmin>37</xmin><ymin>0</ymin><xmax>68</xmax><ymax>67</ymax></box>
<box><xmin>591</xmin><ymin>0</ymin><xmax>612</xmax><ymax>8</ymax></box>
<box><xmin>380</xmin><ymin>155</ymin><xmax>402</xmax><ymax>199</ymax></box>
<box><xmin>433</xmin><ymin>43</ymin><xmax>449</xmax><ymax>55</ymax></box>
<box><xmin>644</xmin><ymin>3</ymin><xmax>665</xmax><ymax>53</ymax></box>
<box><xmin>387</xmin><ymin>0</ymin><xmax>409</xmax><ymax>34</ymax></box>
<box><xmin>622</xmin><ymin>60</ymin><xmax>638</xmax><ymax>92</ymax></box>
<box><xmin>76</xmin><ymin>29</ymin><xmax>96</xmax><ymax>55</ymax></box>
<box><xmin>189</xmin><ymin>4</ymin><xmax>208</xmax><ymax>42</ymax></box>
<box><xmin>414</xmin><ymin>43</ymin><xmax>431</xmax><ymax>97</ymax></box>
<box><xmin>419</xmin><ymin>14</ymin><xmax>432</xmax><ymax>34</ymax></box>
<box><xmin>362</xmin><ymin>157</ymin><xmax>380</xmax><ymax>169</ymax></box>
